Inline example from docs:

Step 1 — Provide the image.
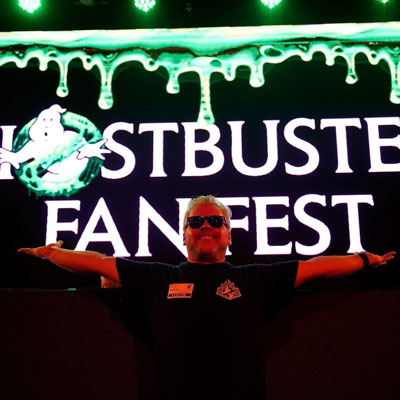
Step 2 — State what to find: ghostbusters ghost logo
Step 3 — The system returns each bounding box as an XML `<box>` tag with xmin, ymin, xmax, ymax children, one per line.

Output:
<box><xmin>0</xmin><ymin>104</ymin><xmax>109</xmax><ymax>197</ymax></box>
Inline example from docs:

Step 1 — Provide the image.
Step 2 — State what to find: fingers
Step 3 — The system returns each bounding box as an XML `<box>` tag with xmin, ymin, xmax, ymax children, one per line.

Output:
<box><xmin>377</xmin><ymin>251</ymin><xmax>396</xmax><ymax>267</ymax></box>
<box><xmin>18</xmin><ymin>248</ymin><xmax>37</xmax><ymax>255</ymax></box>
<box><xmin>386</xmin><ymin>251</ymin><xmax>396</xmax><ymax>258</ymax></box>
<box><xmin>365</xmin><ymin>251</ymin><xmax>396</xmax><ymax>268</ymax></box>
<box><xmin>18</xmin><ymin>241</ymin><xmax>64</xmax><ymax>258</ymax></box>
<box><xmin>381</xmin><ymin>251</ymin><xmax>396</xmax><ymax>263</ymax></box>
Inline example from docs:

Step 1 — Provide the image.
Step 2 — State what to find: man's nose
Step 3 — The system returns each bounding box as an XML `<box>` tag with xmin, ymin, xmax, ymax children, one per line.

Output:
<box><xmin>201</xmin><ymin>218</ymin><xmax>211</xmax><ymax>228</ymax></box>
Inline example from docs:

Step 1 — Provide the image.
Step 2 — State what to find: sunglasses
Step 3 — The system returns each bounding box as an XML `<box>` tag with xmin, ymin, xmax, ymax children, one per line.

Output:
<box><xmin>185</xmin><ymin>215</ymin><xmax>228</xmax><ymax>229</ymax></box>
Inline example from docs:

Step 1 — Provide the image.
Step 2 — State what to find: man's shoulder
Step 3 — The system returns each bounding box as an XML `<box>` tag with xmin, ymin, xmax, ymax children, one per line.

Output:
<box><xmin>117</xmin><ymin>258</ymin><xmax>179</xmax><ymax>279</ymax></box>
<box><xmin>233</xmin><ymin>260</ymin><xmax>299</xmax><ymax>269</ymax></box>
<box><xmin>117</xmin><ymin>257</ymin><xmax>176</xmax><ymax>268</ymax></box>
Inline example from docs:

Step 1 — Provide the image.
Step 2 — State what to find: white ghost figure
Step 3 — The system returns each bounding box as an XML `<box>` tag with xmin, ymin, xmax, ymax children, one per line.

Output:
<box><xmin>0</xmin><ymin>104</ymin><xmax>109</xmax><ymax>182</ymax></box>
<box><xmin>28</xmin><ymin>104</ymin><xmax>66</xmax><ymax>145</ymax></box>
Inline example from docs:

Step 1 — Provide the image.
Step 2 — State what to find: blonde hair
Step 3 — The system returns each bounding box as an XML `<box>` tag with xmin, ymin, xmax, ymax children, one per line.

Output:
<box><xmin>183</xmin><ymin>195</ymin><xmax>231</xmax><ymax>229</ymax></box>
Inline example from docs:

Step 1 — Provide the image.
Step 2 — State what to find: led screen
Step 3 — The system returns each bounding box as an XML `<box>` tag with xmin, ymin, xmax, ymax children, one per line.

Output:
<box><xmin>1</xmin><ymin>23</ymin><xmax>399</xmax><ymax>288</ymax></box>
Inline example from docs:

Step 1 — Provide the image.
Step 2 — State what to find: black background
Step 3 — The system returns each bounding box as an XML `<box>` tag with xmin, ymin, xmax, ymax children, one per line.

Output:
<box><xmin>0</xmin><ymin>0</ymin><xmax>398</xmax><ymax>30</ymax></box>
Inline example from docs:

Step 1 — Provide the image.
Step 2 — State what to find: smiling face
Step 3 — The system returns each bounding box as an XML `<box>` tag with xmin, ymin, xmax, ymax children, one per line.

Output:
<box><xmin>183</xmin><ymin>203</ymin><xmax>232</xmax><ymax>264</ymax></box>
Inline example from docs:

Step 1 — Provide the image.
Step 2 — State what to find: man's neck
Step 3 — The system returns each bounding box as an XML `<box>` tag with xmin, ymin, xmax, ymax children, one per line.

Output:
<box><xmin>187</xmin><ymin>256</ymin><xmax>225</xmax><ymax>265</ymax></box>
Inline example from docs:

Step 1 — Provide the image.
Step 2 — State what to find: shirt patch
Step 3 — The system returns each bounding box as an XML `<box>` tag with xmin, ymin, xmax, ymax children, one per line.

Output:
<box><xmin>216</xmin><ymin>280</ymin><xmax>242</xmax><ymax>300</ymax></box>
<box><xmin>167</xmin><ymin>283</ymin><xmax>194</xmax><ymax>299</ymax></box>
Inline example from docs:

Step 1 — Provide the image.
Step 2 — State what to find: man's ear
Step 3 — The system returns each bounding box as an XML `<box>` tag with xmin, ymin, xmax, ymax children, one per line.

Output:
<box><xmin>183</xmin><ymin>231</ymin><xmax>186</xmax><ymax>245</ymax></box>
<box><xmin>228</xmin><ymin>231</ymin><xmax>232</xmax><ymax>246</ymax></box>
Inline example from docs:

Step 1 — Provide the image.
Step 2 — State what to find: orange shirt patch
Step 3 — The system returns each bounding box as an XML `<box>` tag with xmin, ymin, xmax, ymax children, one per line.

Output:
<box><xmin>216</xmin><ymin>280</ymin><xmax>241</xmax><ymax>300</ymax></box>
<box><xmin>167</xmin><ymin>283</ymin><xmax>194</xmax><ymax>299</ymax></box>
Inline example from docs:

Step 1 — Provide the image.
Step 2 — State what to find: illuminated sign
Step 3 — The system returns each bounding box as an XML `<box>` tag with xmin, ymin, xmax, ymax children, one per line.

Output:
<box><xmin>0</xmin><ymin>22</ymin><xmax>399</xmax><ymax>124</ymax></box>
<box><xmin>2</xmin><ymin>112</ymin><xmax>399</xmax><ymax>257</ymax></box>
<box><xmin>0</xmin><ymin>22</ymin><xmax>399</xmax><ymax>287</ymax></box>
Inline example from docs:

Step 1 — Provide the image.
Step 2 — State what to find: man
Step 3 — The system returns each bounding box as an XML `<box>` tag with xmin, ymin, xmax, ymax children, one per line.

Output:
<box><xmin>19</xmin><ymin>195</ymin><xmax>395</xmax><ymax>400</ymax></box>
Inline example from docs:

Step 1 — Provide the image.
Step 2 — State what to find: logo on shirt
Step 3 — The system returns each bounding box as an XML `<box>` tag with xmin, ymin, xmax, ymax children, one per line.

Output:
<box><xmin>216</xmin><ymin>280</ymin><xmax>241</xmax><ymax>300</ymax></box>
<box><xmin>167</xmin><ymin>283</ymin><xmax>194</xmax><ymax>299</ymax></box>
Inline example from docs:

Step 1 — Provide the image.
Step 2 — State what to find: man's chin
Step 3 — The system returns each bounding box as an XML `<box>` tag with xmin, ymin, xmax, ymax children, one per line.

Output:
<box><xmin>194</xmin><ymin>250</ymin><xmax>225</xmax><ymax>263</ymax></box>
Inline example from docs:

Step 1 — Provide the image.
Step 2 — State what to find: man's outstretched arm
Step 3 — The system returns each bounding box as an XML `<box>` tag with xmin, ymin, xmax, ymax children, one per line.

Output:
<box><xmin>294</xmin><ymin>251</ymin><xmax>396</xmax><ymax>288</ymax></box>
<box><xmin>18</xmin><ymin>241</ymin><xmax>120</xmax><ymax>285</ymax></box>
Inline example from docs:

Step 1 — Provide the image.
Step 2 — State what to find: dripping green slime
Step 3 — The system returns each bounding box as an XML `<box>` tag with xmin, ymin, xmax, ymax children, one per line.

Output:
<box><xmin>1</xmin><ymin>22</ymin><xmax>399</xmax><ymax>123</ymax></box>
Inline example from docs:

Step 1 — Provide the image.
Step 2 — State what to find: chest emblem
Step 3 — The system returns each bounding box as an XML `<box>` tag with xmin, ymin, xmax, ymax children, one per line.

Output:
<box><xmin>167</xmin><ymin>283</ymin><xmax>194</xmax><ymax>299</ymax></box>
<box><xmin>216</xmin><ymin>280</ymin><xmax>242</xmax><ymax>300</ymax></box>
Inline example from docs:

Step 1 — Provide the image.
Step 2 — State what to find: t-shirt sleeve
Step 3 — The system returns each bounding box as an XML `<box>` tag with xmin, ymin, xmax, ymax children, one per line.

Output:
<box><xmin>116</xmin><ymin>257</ymin><xmax>153</xmax><ymax>293</ymax></box>
<box><xmin>257</xmin><ymin>261</ymin><xmax>298</xmax><ymax>317</ymax></box>
<box><xmin>247</xmin><ymin>260</ymin><xmax>298</xmax><ymax>304</ymax></box>
<box><xmin>265</xmin><ymin>260</ymin><xmax>298</xmax><ymax>293</ymax></box>
<box><xmin>116</xmin><ymin>258</ymin><xmax>174</xmax><ymax>296</ymax></box>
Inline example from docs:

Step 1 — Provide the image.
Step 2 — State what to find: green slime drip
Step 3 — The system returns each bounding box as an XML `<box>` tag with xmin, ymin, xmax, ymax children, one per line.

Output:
<box><xmin>1</xmin><ymin>22</ymin><xmax>399</xmax><ymax>123</ymax></box>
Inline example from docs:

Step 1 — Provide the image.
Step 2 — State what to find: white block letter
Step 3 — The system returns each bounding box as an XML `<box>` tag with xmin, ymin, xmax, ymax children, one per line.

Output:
<box><xmin>320</xmin><ymin>118</ymin><xmax>362</xmax><ymax>173</ymax></box>
<box><xmin>365</xmin><ymin>117</ymin><xmax>400</xmax><ymax>172</ymax></box>
<box><xmin>253</xmin><ymin>196</ymin><xmax>292</xmax><ymax>255</ymax></box>
<box><xmin>136</xmin><ymin>197</ymin><xmax>187</xmax><ymax>257</ymax></box>
<box><xmin>0</xmin><ymin>125</ymin><xmax>17</xmax><ymax>179</ymax></box>
<box><xmin>229</xmin><ymin>120</ymin><xmax>279</xmax><ymax>176</ymax></box>
<box><xmin>294</xmin><ymin>194</ymin><xmax>331</xmax><ymax>255</ymax></box>
<box><xmin>284</xmin><ymin>118</ymin><xmax>319</xmax><ymax>176</ymax></box>
<box><xmin>45</xmin><ymin>200</ymin><xmax>81</xmax><ymax>244</ymax></box>
<box><xmin>101</xmin><ymin>122</ymin><xmax>135</xmax><ymax>179</ymax></box>
<box><xmin>75</xmin><ymin>197</ymin><xmax>130</xmax><ymax>257</ymax></box>
<box><xmin>182</xmin><ymin>122</ymin><xmax>224</xmax><ymax>176</ymax></box>
<box><xmin>332</xmin><ymin>194</ymin><xmax>374</xmax><ymax>253</ymax></box>
<box><xmin>139</xmin><ymin>122</ymin><xmax>179</xmax><ymax>177</ymax></box>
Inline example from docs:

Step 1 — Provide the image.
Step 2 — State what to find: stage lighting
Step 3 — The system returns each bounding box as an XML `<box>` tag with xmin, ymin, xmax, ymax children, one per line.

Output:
<box><xmin>134</xmin><ymin>0</ymin><xmax>156</xmax><ymax>12</ymax></box>
<box><xmin>377</xmin><ymin>0</ymin><xmax>390</xmax><ymax>3</ymax></box>
<box><xmin>18</xmin><ymin>0</ymin><xmax>41</xmax><ymax>13</ymax></box>
<box><xmin>260</xmin><ymin>0</ymin><xmax>283</xmax><ymax>9</ymax></box>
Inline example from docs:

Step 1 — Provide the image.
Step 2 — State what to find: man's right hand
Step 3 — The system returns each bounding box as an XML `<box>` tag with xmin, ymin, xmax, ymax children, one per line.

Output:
<box><xmin>18</xmin><ymin>240</ymin><xmax>64</xmax><ymax>259</ymax></box>
<box><xmin>18</xmin><ymin>241</ymin><xmax>121</xmax><ymax>285</ymax></box>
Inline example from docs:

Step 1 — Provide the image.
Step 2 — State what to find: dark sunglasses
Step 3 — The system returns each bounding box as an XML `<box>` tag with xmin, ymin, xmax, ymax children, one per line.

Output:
<box><xmin>185</xmin><ymin>215</ymin><xmax>228</xmax><ymax>229</ymax></box>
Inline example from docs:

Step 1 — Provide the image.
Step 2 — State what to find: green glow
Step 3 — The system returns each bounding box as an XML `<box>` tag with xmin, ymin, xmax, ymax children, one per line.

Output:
<box><xmin>134</xmin><ymin>0</ymin><xmax>156</xmax><ymax>12</ymax></box>
<box><xmin>377</xmin><ymin>0</ymin><xmax>390</xmax><ymax>3</ymax></box>
<box><xmin>13</xmin><ymin>111</ymin><xmax>104</xmax><ymax>197</ymax></box>
<box><xmin>0</xmin><ymin>23</ymin><xmax>399</xmax><ymax>124</ymax></box>
<box><xmin>18</xmin><ymin>0</ymin><xmax>41</xmax><ymax>13</ymax></box>
<box><xmin>261</xmin><ymin>0</ymin><xmax>283</xmax><ymax>9</ymax></box>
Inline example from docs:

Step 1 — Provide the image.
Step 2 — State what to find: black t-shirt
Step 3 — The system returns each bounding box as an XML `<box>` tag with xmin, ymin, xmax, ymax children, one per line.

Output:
<box><xmin>117</xmin><ymin>259</ymin><xmax>298</xmax><ymax>400</ymax></box>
